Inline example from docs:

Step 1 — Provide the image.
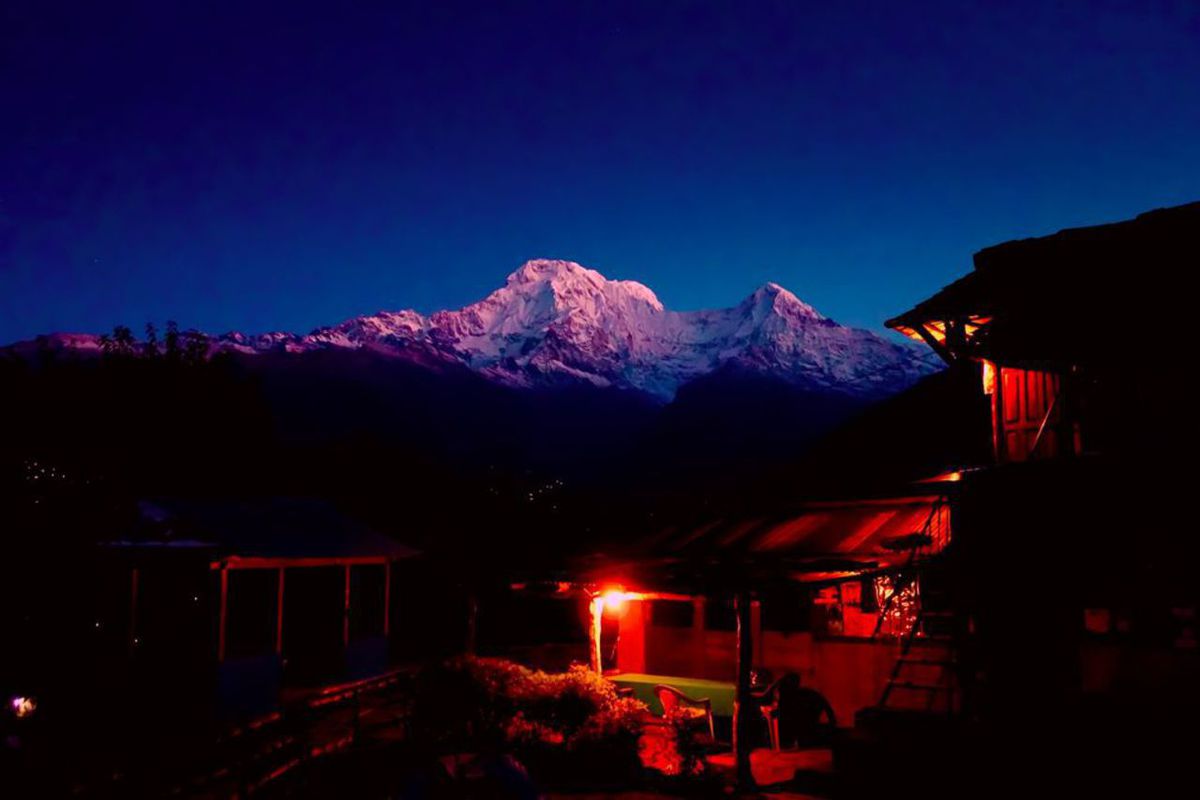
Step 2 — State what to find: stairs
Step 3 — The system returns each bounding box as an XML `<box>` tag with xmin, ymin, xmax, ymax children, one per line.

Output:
<box><xmin>877</xmin><ymin>564</ymin><xmax>962</xmax><ymax>715</ymax></box>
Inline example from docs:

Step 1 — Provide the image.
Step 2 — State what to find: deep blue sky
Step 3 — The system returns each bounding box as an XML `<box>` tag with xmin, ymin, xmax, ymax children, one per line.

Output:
<box><xmin>3</xmin><ymin>1</ymin><xmax>1198</xmax><ymax>342</ymax></box>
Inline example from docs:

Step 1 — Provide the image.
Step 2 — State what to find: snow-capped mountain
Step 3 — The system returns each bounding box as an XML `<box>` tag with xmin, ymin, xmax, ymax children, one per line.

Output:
<box><xmin>206</xmin><ymin>259</ymin><xmax>935</xmax><ymax>399</ymax></box>
<box><xmin>20</xmin><ymin>260</ymin><xmax>937</xmax><ymax>400</ymax></box>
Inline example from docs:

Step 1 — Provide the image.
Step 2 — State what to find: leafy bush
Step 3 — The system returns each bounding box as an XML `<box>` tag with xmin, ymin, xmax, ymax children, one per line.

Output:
<box><xmin>411</xmin><ymin>657</ymin><xmax>648</xmax><ymax>787</ymax></box>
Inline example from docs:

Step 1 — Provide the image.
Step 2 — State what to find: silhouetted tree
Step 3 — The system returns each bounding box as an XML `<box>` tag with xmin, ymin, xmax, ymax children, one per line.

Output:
<box><xmin>99</xmin><ymin>324</ymin><xmax>137</xmax><ymax>358</ymax></box>
<box><xmin>164</xmin><ymin>320</ymin><xmax>181</xmax><ymax>363</ymax></box>
<box><xmin>143</xmin><ymin>322</ymin><xmax>159</xmax><ymax>358</ymax></box>
<box><xmin>182</xmin><ymin>330</ymin><xmax>208</xmax><ymax>365</ymax></box>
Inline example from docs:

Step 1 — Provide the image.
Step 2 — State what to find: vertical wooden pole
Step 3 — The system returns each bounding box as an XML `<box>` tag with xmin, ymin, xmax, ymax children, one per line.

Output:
<box><xmin>751</xmin><ymin>598</ymin><xmax>763</xmax><ymax>665</ymax></box>
<box><xmin>217</xmin><ymin>568</ymin><xmax>229</xmax><ymax>663</ymax></box>
<box><xmin>383</xmin><ymin>561</ymin><xmax>392</xmax><ymax>637</ymax></box>
<box><xmin>992</xmin><ymin>364</ymin><xmax>1006</xmax><ymax>463</ymax></box>
<box><xmin>275</xmin><ymin>568</ymin><xmax>286</xmax><ymax>655</ymax></box>
<box><xmin>129</xmin><ymin>567</ymin><xmax>140</xmax><ymax>656</ymax></box>
<box><xmin>343</xmin><ymin>564</ymin><xmax>352</xmax><ymax>648</ymax></box>
<box><xmin>589</xmin><ymin>595</ymin><xmax>604</xmax><ymax>673</ymax></box>
<box><xmin>733</xmin><ymin>590</ymin><xmax>756</xmax><ymax>790</ymax></box>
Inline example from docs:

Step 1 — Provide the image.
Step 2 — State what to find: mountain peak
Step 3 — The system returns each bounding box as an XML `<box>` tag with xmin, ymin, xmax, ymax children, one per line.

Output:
<box><xmin>503</xmin><ymin>258</ymin><xmax>663</xmax><ymax>312</ymax></box>
<box><xmin>505</xmin><ymin>258</ymin><xmax>606</xmax><ymax>289</ymax></box>
<box><xmin>22</xmin><ymin>259</ymin><xmax>937</xmax><ymax>400</ymax></box>
<box><xmin>743</xmin><ymin>281</ymin><xmax>825</xmax><ymax>321</ymax></box>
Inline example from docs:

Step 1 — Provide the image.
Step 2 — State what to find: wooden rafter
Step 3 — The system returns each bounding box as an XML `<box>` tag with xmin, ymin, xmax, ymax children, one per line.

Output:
<box><xmin>916</xmin><ymin>322</ymin><xmax>955</xmax><ymax>364</ymax></box>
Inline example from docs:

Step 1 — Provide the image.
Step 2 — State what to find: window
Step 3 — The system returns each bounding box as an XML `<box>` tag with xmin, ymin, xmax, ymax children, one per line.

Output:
<box><xmin>650</xmin><ymin>599</ymin><xmax>694</xmax><ymax>628</ymax></box>
<box><xmin>812</xmin><ymin>585</ymin><xmax>843</xmax><ymax>636</ymax></box>
<box><xmin>805</xmin><ymin>582</ymin><xmax>900</xmax><ymax>639</ymax></box>
<box><xmin>839</xmin><ymin>580</ymin><xmax>881</xmax><ymax>637</ymax></box>
<box><xmin>871</xmin><ymin>575</ymin><xmax>919</xmax><ymax>638</ymax></box>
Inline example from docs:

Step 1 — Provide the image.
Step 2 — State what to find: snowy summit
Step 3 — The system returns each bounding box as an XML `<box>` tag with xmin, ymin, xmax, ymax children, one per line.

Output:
<box><xmin>29</xmin><ymin>260</ymin><xmax>938</xmax><ymax>401</ymax></box>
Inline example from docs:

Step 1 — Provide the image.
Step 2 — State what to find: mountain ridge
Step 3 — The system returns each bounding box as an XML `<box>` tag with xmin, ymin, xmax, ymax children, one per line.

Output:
<box><xmin>10</xmin><ymin>259</ymin><xmax>938</xmax><ymax>401</ymax></box>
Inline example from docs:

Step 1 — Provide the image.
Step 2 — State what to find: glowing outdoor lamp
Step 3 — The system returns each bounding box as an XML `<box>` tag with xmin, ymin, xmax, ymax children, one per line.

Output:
<box><xmin>588</xmin><ymin>586</ymin><xmax>643</xmax><ymax>673</ymax></box>
<box><xmin>600</xmin><ymin>589</ymin><xmax>632</xmax><ymax>615</ymax></box>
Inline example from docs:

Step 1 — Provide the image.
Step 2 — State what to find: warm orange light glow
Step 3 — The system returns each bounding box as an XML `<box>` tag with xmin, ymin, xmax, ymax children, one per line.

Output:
<box><xmin>10</xmin><ymin>695</ymin><xmax>36</xmax><ymax>719</ymax></box>
<box><xmin>896</xmin><ymin>315</ymin><xmax>991</xmax><ymax>347</ymax></box>
<box><xmin>981</xmin><ymin>359</ymin><xmax>997</xmax><ymax>395</ymax></box>
<box><xmin>897</xmin><ymin>321</ymin><xmax>948</xmax><ymax>344</ymax></box>
<box><xmin>963</xmin><ymin>315</ymin><xmax>992</xmax><ymax>339</ymax></box>
<box><xmin>592</xmin><ymin>586</ymin><xmax>643</xmax><ymax>616</ymax></box>
<box><xmin>917</xmin><ymin>470</ymin><xmax>962</xmax><ymax>483</ymax></box>
<box><xmin>600</xmin><ymin>590</ymin><xmax>630</xmax><ymax>614</ymax></box>
<box><xmin>873</xmin><ymin>576</ymin><xmax>919</xmax><ymax>638</ymax></box>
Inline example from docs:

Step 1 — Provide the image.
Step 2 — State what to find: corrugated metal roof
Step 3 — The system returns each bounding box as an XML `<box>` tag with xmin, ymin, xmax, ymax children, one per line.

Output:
<box><xmin>651</xmin><ymin>496</ymin><xmax>949</xmax><ymax>574</ymax></box>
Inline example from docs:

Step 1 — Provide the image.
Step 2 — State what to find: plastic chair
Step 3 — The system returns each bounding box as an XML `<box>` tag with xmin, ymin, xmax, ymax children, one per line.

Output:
<box><xmin>754</xmin><ymin>673</ymin><xmax>837</xmax><ymax>750</ymax></box>
<box><xmin>653</xmin><ymin>684</ymin><xmax>716</xmax><ymax>740</ymax></box>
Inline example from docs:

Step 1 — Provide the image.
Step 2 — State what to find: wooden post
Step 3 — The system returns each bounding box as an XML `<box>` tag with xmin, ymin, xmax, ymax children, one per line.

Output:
<box><xmin>751</xmin><ymin>598</ymin><xmax>763</xmax><ymax>665</ymax></box>
<box><xmin>383</xmin><ymin>561</ymin><xmax>392</xmax><ymax>637</ymax></box>
<box><xmin>275</xmin><ymin>568</ymin><xmax>285</xmax><ymax>655</ymax></box>
<box><xmin>916</xmin><ymin>322</ymin><xmax>954</xmax><ymax>364</ymax></box>
<box><xmin>217</xmin><ymin>567</ymin><xmax>229</xmax><ymax>662</ymax></box>
<box><xmin>733</xmin><ymin>590</ymin><xmax>756</xmax><ymax>791</ymax></box>
<box><xmin>343</xmin><ymin>564</ymin><xmax>352</xmax><ymax>648</ymax></box>
<box><xmin>129</xmin><ymin>567</ymin><xmax>140</xmax><ymax>656</ymax></box>
<box><xmin>589</xmin><ymin>595</ymin><xmax>604</xmax><ymax>673</ymax></box>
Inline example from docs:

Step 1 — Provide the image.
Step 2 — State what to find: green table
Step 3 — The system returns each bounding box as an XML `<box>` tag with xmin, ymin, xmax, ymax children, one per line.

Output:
<box><xmin>609</xmin><ymin>672</ymin><xmax>737</xmax><ymax>717</ymax></box>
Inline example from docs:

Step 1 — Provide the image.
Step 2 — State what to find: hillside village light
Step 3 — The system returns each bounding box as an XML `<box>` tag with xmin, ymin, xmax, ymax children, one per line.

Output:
<box><xmin>9</xmin><ymin>695</ymin><xmax>36</xmax><ymax>719</ymax></box>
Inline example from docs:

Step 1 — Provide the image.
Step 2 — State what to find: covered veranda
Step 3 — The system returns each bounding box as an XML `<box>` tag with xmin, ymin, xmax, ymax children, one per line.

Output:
<box><xmin>98</xmin><ymin>497</ymin><xmax>420</xmax><ymax>722</ymax></box>
<box><xmin>511</xmin><ymin>488</ymin><xmax>953</xmax><ymax>790</ymax></box>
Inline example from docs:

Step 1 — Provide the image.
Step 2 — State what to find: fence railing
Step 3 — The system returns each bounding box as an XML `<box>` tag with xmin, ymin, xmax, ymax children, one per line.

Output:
<box><xmin>178</xmin><ymin>667</ymin><xmax>414</xmax><ymax>797</ymax></box>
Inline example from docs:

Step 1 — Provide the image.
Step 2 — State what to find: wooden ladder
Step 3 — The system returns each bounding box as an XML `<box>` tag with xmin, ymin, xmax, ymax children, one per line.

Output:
<box><xmin>878</xmin><ymin>587</ymin><xmax>959</xmax><ymax>714</ymax></box>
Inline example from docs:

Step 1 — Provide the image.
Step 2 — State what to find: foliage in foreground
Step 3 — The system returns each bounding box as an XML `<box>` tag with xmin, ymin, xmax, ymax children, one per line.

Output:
<box><xmin>411</xmin><ymin>656</ymin><xmax>648</xmax><ymax>787</ymax></box>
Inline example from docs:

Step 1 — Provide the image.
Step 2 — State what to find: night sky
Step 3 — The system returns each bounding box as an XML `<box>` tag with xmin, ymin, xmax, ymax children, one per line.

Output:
<box><xmin>3</xmin><ymin>1</ymin><xmax>1198</xmax><ymax>343</ymax></box>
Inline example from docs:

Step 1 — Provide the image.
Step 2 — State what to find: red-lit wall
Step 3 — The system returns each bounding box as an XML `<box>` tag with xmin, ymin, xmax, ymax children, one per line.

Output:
<box><xmin>615</xmin><ymin>599</ymin><xmax>647</xmax><ymax>672</ymax></box>
<box><xmin>625</xmin><ymin>611</ymin><xmax>902</xmax><ymax>727</ymax></box>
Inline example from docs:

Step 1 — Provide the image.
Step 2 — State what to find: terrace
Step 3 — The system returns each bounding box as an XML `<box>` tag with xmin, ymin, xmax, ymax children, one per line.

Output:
<box><xmin>175</xmin><ymin>658</ymin><xmax>840</xmax><ymax>798</ymax></box>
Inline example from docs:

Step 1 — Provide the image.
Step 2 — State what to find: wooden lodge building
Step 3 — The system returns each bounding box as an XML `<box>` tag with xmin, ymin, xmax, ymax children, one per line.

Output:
<box><xmin>884</xmin><ymin>201</ymin><xmax>1199</xmax><ymax>721</ymax></box>
<box><xmin>496</xmin><ymin>201</ymin><xmax>1199</xmax><ymax>788</ymax></box>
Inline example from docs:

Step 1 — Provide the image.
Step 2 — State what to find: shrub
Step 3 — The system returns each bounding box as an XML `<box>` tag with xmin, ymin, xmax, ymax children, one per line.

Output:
<box><xmin>410</xmin><ymin>657</ymin><xmax>648</xmax><ymax>788</ymax></box>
